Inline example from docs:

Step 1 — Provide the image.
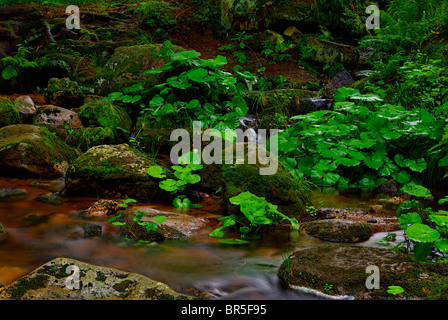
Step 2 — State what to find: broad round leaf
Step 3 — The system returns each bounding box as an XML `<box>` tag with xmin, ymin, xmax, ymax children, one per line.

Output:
<box><xmin>406</xmin><ymin>223</ymin><xmax>440</xmax><ymax>243</ymax></box>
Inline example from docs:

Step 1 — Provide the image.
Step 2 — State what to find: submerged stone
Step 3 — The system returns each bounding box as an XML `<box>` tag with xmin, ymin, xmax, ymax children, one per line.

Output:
<box><xmin>301</xmin><ymin>219</ymin><xmax>374</xmax><ymax>243</ymax></box>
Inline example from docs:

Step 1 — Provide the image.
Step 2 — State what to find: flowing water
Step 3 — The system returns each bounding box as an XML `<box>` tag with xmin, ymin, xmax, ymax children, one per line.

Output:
<box><xmin>0</xmin><ymin>177</ymin><xmax>403</xmax><ymax>300</ymax></box>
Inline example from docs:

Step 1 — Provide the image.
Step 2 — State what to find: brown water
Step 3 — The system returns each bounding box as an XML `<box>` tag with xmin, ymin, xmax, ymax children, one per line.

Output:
<box><xmin>0</xmin><ymin>177</ymin><xmax>402</xmax><ymax>300</ymax></box>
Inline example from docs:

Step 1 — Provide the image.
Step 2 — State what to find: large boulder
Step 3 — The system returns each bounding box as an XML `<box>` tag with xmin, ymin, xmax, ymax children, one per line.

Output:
<box><xmin>95</xmin><ymin>44</ymin><xmax>185</xmax><ymax>95</ymax></box>
<box><xmin>65</xmin><ymin>144</ymin><xmax>159</xmax><ymax>201</ymax></box>
<box><xmin>0</xmin><ymin>257</ymin><xmax>195</xmax><ymax>300</ymax></box>
<box><xmin>278</xmin><ymin>245</ymin><xmax>448</xmax><ymax>300</ymax></box>
<box><xmin>0</xmin><ymin>124</ymin><xmax>78</xmax><ymax>178</ymax></box>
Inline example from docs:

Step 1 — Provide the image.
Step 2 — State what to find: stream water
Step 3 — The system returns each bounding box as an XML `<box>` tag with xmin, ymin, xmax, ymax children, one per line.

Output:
<box><xmin>0</xmin><ymin>176</ymin><xmax>404</xmax><ymax>300</ymax></box>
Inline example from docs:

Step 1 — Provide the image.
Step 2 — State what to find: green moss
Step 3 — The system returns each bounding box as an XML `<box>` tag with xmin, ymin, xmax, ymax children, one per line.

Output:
<box><xmin>39</xmin><ymin>264</ymin><xmax>71</xmax><ymax>279</ymax></box>
<box><xmin>5</xmin><ymin>274</ymin><xmax>49</xmax><ymax>300</ymax></box>
<box><xmin>79</xmin><ymin>101</ymin><xmax>131</xmax><ymax>133</ymax></box>
<box><xmin>95</xmin><ymin>271</ymin><xmax>107</xmax><ymax>282</ymax></box>
<box><xmin>74</xmin><ymin>127</ymin><xmax>115</xmax><ymax>151</ymax></box>
<box><xmin>0</xmin><ymin>97</ymin><xmax>21</xmax><ymax>128</ymax></box>
<box><xmin>113</xmin><ymin>279</ymin><xmax>136</xmax><ymax>292</ymax></box>
<box><xmin>0</xmin><ymin>125</ymin><xmax>78</xmax><ymax>177</ymax></box>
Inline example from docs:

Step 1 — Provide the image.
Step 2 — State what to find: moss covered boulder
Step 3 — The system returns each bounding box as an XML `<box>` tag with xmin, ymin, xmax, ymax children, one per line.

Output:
<box><xmin>278</xmin><ymin>245</ymin><xmax>448</xmax><ymax>300</ymax></box>
<box><xmin>0</xmin><ymin>97</ymin><xmax>20</xmax><ymax>128</ymax></box>
<box><xmin>78</xmin><ymin>101</ymin><xmax>132</xmax><ymax>135</ymax></box>
<box><xmin>0</xmin><ymin>257</ymin><xmax>195</xmax><ymax>300</ymax></box>
<box><xmin>0</xmin><ymin>124</ymin><xmax>78</xmax><ymax>178</ymax></box>
<box><xmin>44</xmin><ymin>78</ymin><xmax>85</xmax><ymax>109</ymax></box>
<box><xmin>198</xmin><ymin>143</ymin><xmax>311</xmax><ymax>219</ymax></box>
<box><xmin>95</xmin><ymin>44</ymin><xmax>185</xmax><ymax>95</ymax></box>
<box><xmin>301</xmin><ymin>219</ymin><xmax>375</xmax><ymax>243</ymax></box>
<box><xmin>65</xmin><ymin>144</ymin><xmax>159</xmax><ymax>201</ymax></box>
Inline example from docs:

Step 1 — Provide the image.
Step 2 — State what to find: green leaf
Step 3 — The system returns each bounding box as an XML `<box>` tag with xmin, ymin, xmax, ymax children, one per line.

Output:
<box><xmin>400</xmin><ymin>183</ymin><xmax>432</xmax><ymax>198</ymax></box>
<box><xmin>186</xmin><ymin>68</ymin><xmax>208</xmax><ymax>82</ymax></box>
<box><xmin>334</xmin><ymin>87</ymin><xmax>360</xmax><ymax>102</ymax></box>
<box><xmin>152</xmin><ymin>215</ymin><xmax>166</xmax><ymax>224</ymax></box>
<box><xmin>147</xmin><ymin>165</ymin><xmax>166</xmax><ymax>178</ymax></box>
<box><xmin>393</xmin><ymin>170</ymin><xmax>411</xmax><ymax>184</ymax></box>
<box><xmin>406</xmin><ymin>223</ymin><xmax>440</xmax><ymax>243</ymax></box>
<box><xmin>387</xmin><ymin>286</ymin><xmax>404</xmax><ymax>295</ymax></box>
<box><xmin>413</xmin><ymin>242</ymin><xmax>432</xmax><ymax>261</ymax></box>
<box><xmin>429</xmin><ymin>214</ymin><xmax>448</xmax><ymax>227</ymax></box>
<box><xmin>1</xmin><ymin>65</ymin><xmax>18</xmax><ymax>80</ymax></box>
<box><xmin>198</xmin><ymin>55</ymin><xmax>228</xmax><ymax>68</ymax></box>
<box><xmin>159</xmin><ymin>179</ymin><xmax>182</xmax><ymax>192</ymax></box>
<box><xmin>106</xmin><ymin>214</ymin><xmax>121</xmax><ymax>223</ymax></box>
<box><xmin>399</xmin><ymin>212</ymin><xmax>422</xmax><ymax>229</ymax></box>
<box><xmin>434</xmin><ymin>239</ymin><xmax>448</xmax><ymax>253</ymax></box>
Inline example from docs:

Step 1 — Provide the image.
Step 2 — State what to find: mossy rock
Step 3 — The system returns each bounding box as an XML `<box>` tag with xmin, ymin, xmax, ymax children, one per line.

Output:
<box><xmin>0</xmin><ymin>97</ymin><xmax>21</xmax><ymax>128</ymax></box>
<box><xmin>33</xmin><ymin>105</ymin><xmax>83</xmax><ymax>140</ymax></box>
<box><xmin>44</xmin><ymin>78</ymin><xmax>85</xmax><ymax>109</ymax></box>
<box><xmin>278</xmin><ymin>244</ymin><xmax>448</xmax><ymax>300</ymax></box>
<box><xmin>0</xmin><ymin>257</ymin><xmax>196</xmax><ymax>300</ymax></box>
<box><xmin>65</xmin><ymin>144</ymin><xmax>160</xmax><ymax>201</ymax></box>
<box><xmin>78</xmin><ymin>101</ymin><xmax>132</xmax><ymax>135</ymax></box>
<box><xmin>301</xmin><ymin>219</ymin><xmax>375</xmax><ymax>243</ymax></box>
<box><xmin>114</xmin><ymin>208</ymin><xmax>188</xmax><ymax>242</ymax></box>
<box><xmin>95</xmin><ymin>44</ymin><xmax>185</xmax><ymax>95</ymax></box>
<box><xmin>199</xmin><ymin>142</ymin><xmax>311</xmax><ymax>219</ymax></box>
<box><xmin>0</xmin><ymin>124</ymin><xmax>78</xmax><ymax>178</ymax></box>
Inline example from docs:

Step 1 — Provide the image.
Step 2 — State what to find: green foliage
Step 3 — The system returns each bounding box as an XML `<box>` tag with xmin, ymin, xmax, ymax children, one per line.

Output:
<box><xmin>106</xmin><ymin>198</ymin><xmax>166</xmax><ymax>242</ymax></box>
<box><xmin>134</xmin><ymin>1</ymin><xmax>176</xmax><ymax>40</ymax></box>
<box><xmin>218</xmin><ymin>32</ymin><xmax>254</xmax><ymax>65</ymax></box>
<box><xmin>147</xmin><ymin>152</ymin><xmax>203</xmax><ymax>209</ymax></box>
<box><xmin>396</xmin><ymin>185</ymin><xmax>448</xmax><ymax>262</ymax></box>
<box><xmin>141</xmin><ymin>41</ymin><xmax>253</xmax><ymax>130</ymax></box>
<box><xmin>209</xmin><ymin>191</ymin><xmax>299</xmax><ymax>242</ymax></box>
<box><xmin>0</xmin><ymin>45</ymin><xmax>38</xmax><ymax>80</ymax></box>
<box><xmin>273</xmin><ymin>88</ymin><xmax>446</xmax><ymax>188</ymax></box>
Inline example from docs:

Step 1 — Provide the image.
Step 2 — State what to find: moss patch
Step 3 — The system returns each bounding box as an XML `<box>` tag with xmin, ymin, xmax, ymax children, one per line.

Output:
<box><xmin>0</xmin><ymin>97</ymin><xmax>21</xmax><ymax>128</ymax></box>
